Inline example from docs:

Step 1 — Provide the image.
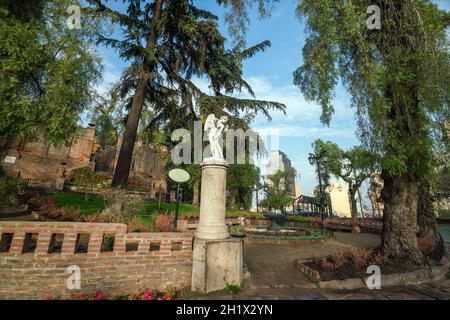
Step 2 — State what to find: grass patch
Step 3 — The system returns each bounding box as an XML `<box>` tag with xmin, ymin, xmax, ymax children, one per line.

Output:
<box><xmin>142</xmin><ymin>200</ymin><xmax>200</xmax><ymax>217</ymax></box>
<box><xmin>52</xmin><ymin>193</ymin><xmax>105</xmax><ymax>215</ymax></box>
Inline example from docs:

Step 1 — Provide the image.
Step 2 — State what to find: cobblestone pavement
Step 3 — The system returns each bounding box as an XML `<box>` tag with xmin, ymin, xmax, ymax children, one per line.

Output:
<box><xmin>191</xmin><ymin>232</ymin><xmax>450</xmax><ymax>300</ymax></box>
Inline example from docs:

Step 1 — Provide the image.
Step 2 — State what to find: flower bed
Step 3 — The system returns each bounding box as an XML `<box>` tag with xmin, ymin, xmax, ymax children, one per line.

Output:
<box><xmin>45</xmin><ymin>288</ymin><xmax>178</xmax><ymax>300</ymax></box>
<box><xmin>296</xmin><ymin>242</ymin><xmax>449</xmax><ymax>289</ymax></box>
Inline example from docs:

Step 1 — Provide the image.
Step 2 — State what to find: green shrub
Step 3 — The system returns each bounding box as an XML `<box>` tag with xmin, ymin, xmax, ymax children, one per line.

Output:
<box><xmin>286</xmin><ymin>216</ymin><xmax>315</xmax><ymax>222</ymax></box>
<box><xmin>0</xmin><ymin>176</ymin><xmax>22</xmax><ymax>208</ymax></box>
<box><xmin>66</xmin><ymin>167</ymin><xmax>111</xmax><ymax>189</ymax></box>
<box><xmin>437</xmin><ymin>209</ymin><xmax>450</xmax><ymax>219</ymax></box>
<box><xmin>226</xmin><ymin>283</ymin><xmax>245</xmax><ymax>294</ymax></box>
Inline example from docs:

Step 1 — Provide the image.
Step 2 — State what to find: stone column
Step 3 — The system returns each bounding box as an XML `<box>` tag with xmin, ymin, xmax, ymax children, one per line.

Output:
<box><xmin>195</xmin><ymin>159</ymin><xmax>229</xmax><ymax>240</ymax></box>
<box><xmin>192</xmin><ymin>158</ymin><xmax>244</xmax><ymax>293</ymax></box>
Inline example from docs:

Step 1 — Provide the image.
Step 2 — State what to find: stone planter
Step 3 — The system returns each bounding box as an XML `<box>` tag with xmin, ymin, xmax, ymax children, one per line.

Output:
<box><xmin>296</xmin><ymin>257</ymin><xmax>450</xmax><ymax>290</ymax></box>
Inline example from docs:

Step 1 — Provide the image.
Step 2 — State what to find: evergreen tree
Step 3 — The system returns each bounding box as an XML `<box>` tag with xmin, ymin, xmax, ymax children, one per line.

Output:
<box><xmin>86</xmin><ymin>0</ymin><xmax>284</xmax><ymax>188</ymax></box>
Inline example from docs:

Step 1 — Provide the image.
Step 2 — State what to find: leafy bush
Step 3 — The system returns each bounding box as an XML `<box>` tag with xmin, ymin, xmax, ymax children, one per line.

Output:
<box><xmin>0</xmin><ymin>176</ymin><xmax>23</xmax><ymax>209</ymax></box>
<box><xmin>26</xmin><ymin>192</ymin><xmax>81</xmax><ymax>220</ymax></box>
<box><xmin>308</xmin><ymin>249</ymin><xmax>390</xmax><ymax>279</ymax></box>
<box><xmin>154</xmin><ymin>214</ymin><xmax>174</xmax><ymax>232</ymax></box>
<box><xmin>226</xmin><ymin>283</ymin><xmax>244</xmax><ymax>294</ymax></box>
<box><xmin>66</xmin><ymin>167</ymin><xmax>111</xmax><ymax>189</ymax></box>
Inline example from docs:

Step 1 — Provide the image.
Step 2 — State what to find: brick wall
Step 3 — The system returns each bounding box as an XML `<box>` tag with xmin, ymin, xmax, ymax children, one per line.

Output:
<box><xmin>0</xmin><ymin>222</ymin><xmax>193</xmax><ymax>300</ymax></box>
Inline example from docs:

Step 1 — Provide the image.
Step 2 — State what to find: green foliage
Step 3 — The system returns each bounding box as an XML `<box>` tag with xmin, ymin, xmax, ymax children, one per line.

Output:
<box><xmin>217</xmin><ymin>0</ymin><xmax>280</xmax><ymax>47</ymax></box>
<box><xmin>90</xmin><ymin>96</ymin><xmax>122</xmax><ymax>149</ymax></box>
<box><xmin>85</xmin><ymin>0</ymin><xmax>284</xmax><ymax>187</ymax></box>
<box><xmin>227</xmin><ymin>164</ymin><xmax>260</xmax><ymax>210</ymax></box>
<box><xmin>294</xmin><ymin>0</ymin><xmax>450</xmax><ymax>182</ymax></box>
<box><xmin>437</xmin><ymin>209</ymin><xmax>450</xmax><ymax>219</ymax></box>
<box><xmin>225</xmin><ymin>283</ymin><xmax>245</xmax><ymax>294</ymax></box>
<box><xmin>0</xmin><ymin>0</ymin><xmax>102</xmax><ymax>145</ymax></box>
<box><xmin>0</xmin><ymin>176</ymin><xmax>22</xmax><ymax>209</ymax></box>
<box><xmin>52</xmin><ymin>193</ymin><xmax>105</xmax><ymax>215</ymax></box>
<box><xmin>313</xmin><ymin>139</ymin><xmax>375</xmax><ymax>218</ymax></box>
<box><xmin>260</xmin><ymin>168</ymin><xmax>296</xmax><ymax>212</ymax></box>
<box><xmin>66</xmin><ymin>167</ymin><xmax>111</xmax><ymax>189</ymax></box>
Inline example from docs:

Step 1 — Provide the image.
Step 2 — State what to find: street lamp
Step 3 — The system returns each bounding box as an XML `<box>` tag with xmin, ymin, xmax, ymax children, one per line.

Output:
<box><xmin>308</xmin><ymin>151</ymin><xmax>328</xmax><ymax>221</ymax></box>
<box><xmin>168</xmin><ymin>168</ymin><xmax>190</xmax><ymax>232</ymax></box>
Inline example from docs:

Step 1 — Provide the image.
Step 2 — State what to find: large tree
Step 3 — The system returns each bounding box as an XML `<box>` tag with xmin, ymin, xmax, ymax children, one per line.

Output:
<box><xmin>313</xmin><ymin>139</ymin><xmax>375</xmax><ymax>219</ymax></box>
<box><xmin>0</xmin><ymin>0</ymin><xmax>102</xmax><ymax>145</ymax></box>
<box><xmin>260</xmin><ymin>167</ymin><xmax>296</xmax><ymax>213</ymax></box>
<box><xmin>294</xmin><ymin>0</ymin><xmax>450</xmax><ymax>264</ymax></box>
<box><xmin>86</xmin><ymin>0</ymin><xmax>284</xmax><ymax>188</ymax></box>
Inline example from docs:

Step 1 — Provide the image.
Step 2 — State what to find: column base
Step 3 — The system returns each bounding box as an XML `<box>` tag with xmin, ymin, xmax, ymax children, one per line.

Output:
<box><xmin>191</xmin><ymin>237</ymin><xmax>243</xmax><ymax>294</ymax></box>
<box><xmin>195</xmin><ymin>223</ymin><xmax>229</xmax><ymax>240</ymax></box>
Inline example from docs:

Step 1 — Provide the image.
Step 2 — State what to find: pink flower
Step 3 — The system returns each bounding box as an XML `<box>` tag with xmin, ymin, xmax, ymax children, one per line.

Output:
<box><xmin>89</xmin><ymin>297</ymin><xmax>95</xmax><ymax>301</ymax></box>
<box><xmin>44</xmin><ymin>293</ymin><xmax>53</xmax><ymax>300</ymax></box>
<box><xmin>97</xmin><ymin>294</ymin><xmax>107</xmax><ymax>300</ymax></box>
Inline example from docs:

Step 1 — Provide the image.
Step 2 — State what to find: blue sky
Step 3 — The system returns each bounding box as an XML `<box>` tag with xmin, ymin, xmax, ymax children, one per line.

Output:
<box><xmin>93</xmin><ymin>0</ymin><xmax>450</xmax><ymax>202</ymax></box>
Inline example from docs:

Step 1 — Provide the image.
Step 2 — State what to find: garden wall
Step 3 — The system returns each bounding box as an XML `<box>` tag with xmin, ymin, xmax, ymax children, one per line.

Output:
<box><xmin>0</xmin><ymin>222</ymin><xmax>193</xmax><ymax>300</ymax></box>
<box><xmin>0</xmin><ymin>126</ymin><xmax>96</xmax><ymax>189</ymax></box>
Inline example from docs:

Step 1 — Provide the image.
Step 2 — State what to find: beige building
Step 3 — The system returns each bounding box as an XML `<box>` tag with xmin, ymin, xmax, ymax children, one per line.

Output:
<box><xmin>327</xmin><ymin>184</ymin><xmax>352</xmax><ymax>218</ymax></box>
<box><xmin>295</xmin><ymin>185</ymin><xmax>302</xmax><ymax>198</ymax></box>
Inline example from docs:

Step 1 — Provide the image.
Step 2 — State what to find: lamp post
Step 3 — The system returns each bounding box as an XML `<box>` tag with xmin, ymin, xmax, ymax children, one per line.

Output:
<box><xmin>168</xmin><ymin>168</ymin><xmax>190</xmax><ymax>232</ymax></box>
<box><xmin>309</xmin><ymin>151</ymin><xmax>328</xmax><ymax>221</ymax></box>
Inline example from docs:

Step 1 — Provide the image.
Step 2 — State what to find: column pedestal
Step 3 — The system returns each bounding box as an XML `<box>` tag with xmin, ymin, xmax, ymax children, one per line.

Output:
<box><xmin>195</xmin><ymin>159</ymin><xmax>230</xmax><ymax>240</ymax></box>
<box><xmin>191</xmin><ymin>238</ymin><xmax>243</xmax><ymax>293</ymax></box>
<box><xmin>191</xmin><ymin>159</ymin><xmax>243</xmax><ymax>293</ymax></box>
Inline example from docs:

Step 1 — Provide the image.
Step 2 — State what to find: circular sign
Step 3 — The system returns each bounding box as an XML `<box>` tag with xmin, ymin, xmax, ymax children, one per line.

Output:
<box><xmin>168</xmin><ymin>168</ymin><xmax>190</xmax><ymax>183</ymax></box>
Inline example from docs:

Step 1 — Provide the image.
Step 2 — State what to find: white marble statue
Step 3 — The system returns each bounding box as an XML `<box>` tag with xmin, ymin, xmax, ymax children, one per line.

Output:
<box><xmin>204</xmin><ymin>114</ymin><xmax>229</xmax><ymax>161</ymax></box>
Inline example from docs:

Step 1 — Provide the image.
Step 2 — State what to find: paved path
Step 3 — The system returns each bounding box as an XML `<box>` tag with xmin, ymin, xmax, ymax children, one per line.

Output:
<box><xmin>197</xmin><ymin>276</ymin><xmax>450</xmax><ymax>300</ymax></box>
<box><xmin>192</xmin><ymin>232</ymin><xmax>450</xmax><ymax>300</ymax></box>
<box><xmin>244</xmin><ymin>232</ymin><xmax>380</xmax><ymax>290</ymax></box>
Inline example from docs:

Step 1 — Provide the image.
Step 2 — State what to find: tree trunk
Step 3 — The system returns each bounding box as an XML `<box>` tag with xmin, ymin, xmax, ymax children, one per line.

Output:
<box><xmin>381</xmin><ymin>172</ymin><xmax>423</xmax><ymax>265</ymax></box>
<box><xmin>417</xmin><ymin>178</ymin><xmax>436</xmax><ymax>239</ymax></box>
<box><xmin>349</xmin><ymin>189</ymin><xmax>358</xmax><ymax>220</ymax></box>
<box><xmin>192</xmin><ymin>181</ymin><xmax>199</xmax><ymax>207</ymax></box>
<box><xmin>111</xmin><ymin>0</ymin><xmax>164</xmax><ymax>188</ymax></box>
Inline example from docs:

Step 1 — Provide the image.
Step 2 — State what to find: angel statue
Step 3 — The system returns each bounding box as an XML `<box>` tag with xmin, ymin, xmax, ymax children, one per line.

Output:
<box><xmin>204</xmin><ymin>114</ymin><xmax>229</xmax><ymax>161</ymax></box>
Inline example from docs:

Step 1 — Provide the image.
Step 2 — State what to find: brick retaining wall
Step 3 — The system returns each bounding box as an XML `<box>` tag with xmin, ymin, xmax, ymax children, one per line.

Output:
<box><xmin>0</xmin><ymin>222</ymin><xmax>193</xmax><ymax>300</ymax></box>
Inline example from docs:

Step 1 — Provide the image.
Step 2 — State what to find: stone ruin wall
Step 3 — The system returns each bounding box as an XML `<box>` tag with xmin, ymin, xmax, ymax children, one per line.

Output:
<box><xmin>0</xmin><ymin>126</ymin><xmax>96</xmax><ymax>189</ymax></box>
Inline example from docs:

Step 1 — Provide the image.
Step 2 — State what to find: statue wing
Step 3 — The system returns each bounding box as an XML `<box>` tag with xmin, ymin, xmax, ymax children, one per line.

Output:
<box><xmin>204</xmin><ymin>114</ymin><xmax>217</xmax><ymax>134</ymax></box>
